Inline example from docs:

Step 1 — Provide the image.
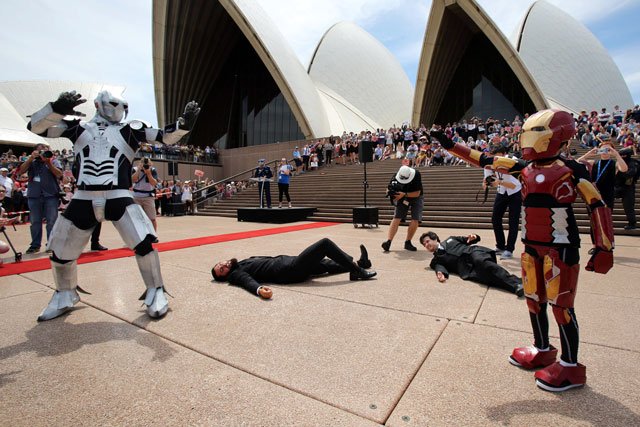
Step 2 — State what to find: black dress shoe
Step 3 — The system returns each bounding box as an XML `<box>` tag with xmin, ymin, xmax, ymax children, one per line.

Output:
<box><xmin>91</xmin><ymin>243</ymin><xmax>108</xmax><ymax>251</ymax></box>
<box><xmin>381</xmin><ymin>240</ymin><xmax>391</xmax><ymax>252</ymax></box>
<box><xmin>515</xmin><ymin>284</ymin><xmax>524</xmax><ymax>298</ymax></box>
<box><xmin>349</xmin><ymin>268</ymin><xmax>377</xmax><ymax>281</ymax></box>
<box><xmin>25</xmin><ymin>246</ymin><xmax>41</xmax><ymax>254</ymax></box>
<box><xmin>357</xmin><ymin>244</ymin><xmax>371</xmax><ymax>269</ymax></box>
<box><xmin>404</xmin><ymin>240</ymin><xmax>417</xmax><ymax>251</ymax></box>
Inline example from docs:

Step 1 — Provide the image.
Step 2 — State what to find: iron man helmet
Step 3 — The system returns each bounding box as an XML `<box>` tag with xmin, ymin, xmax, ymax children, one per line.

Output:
<box><xmin>94</xmin><ymin>91</ymin><xmax>128</xmax><ymax>123</ymax></box>
<box><xmin>520</xmin><ymin>109</ymin><xmax>575</xmax><ymax>160</ymax></box>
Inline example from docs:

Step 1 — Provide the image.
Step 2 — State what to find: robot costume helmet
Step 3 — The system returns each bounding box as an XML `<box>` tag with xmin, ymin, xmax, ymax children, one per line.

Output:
<box><xmin>520</xmin><ymin>109</ymin><xmax>575</xmax><ymax>161</ymax></box>
<box><xmin>94</xmin><ymin>91</ymin><xmax>128</xmax><ymax>123</ymax></box>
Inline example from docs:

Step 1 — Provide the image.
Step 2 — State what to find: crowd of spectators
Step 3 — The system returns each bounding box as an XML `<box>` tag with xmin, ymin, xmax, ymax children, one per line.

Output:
<box><xmin>296</xmin><ymin>104</ymin><xmax>640</xmax><ymax>173</ymax></box>
<box><xmin>0</xmin><ymin>146</ymin><xmax>236</xmax><ymax>224</ymax></box>
<box><xmin>2</xmin><ymin>104</ymin><xmax>639</xmax><ymax>224</ymax></box>
<box><xmin>138</xmin><ymin>143</ymin><xmax>219</xmax><ymax>163</ymax></box>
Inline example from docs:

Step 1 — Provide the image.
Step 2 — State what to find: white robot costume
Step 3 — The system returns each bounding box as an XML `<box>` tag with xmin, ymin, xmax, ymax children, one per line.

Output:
<box><xmin>28</xmin><ymin>90</ymin><xmax>200</xmax><ymax>321</ymax></box>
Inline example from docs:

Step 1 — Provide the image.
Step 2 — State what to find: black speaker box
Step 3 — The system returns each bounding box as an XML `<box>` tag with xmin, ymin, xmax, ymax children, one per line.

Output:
<box><xmin>168</xmin><ymin>161</ymin><xmax>179</xmax><ymax>176</ymax></box>
<box><xmin>353</xmin><ymin>207</ymin><xmax>379</xmax><ymax>227</ymax></box>
<box><xmin>358</xmin><ymin>140</ymin><xmax>375</xmax><ymax>163</ymax></box>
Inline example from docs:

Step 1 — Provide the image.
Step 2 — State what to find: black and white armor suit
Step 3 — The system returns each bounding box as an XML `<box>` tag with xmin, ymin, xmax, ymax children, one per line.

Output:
<box><xmin>27</xmin><ymin>90</ymin><xmax>199</xmax><ymax>321</ymax></box>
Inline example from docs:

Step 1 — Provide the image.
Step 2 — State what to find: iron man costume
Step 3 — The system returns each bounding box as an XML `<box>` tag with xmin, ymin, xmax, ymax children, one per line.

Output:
<box><xmin>432</xmin><ymin>109</ymin><xmax>614</xmax><ymax>392</ymax></box>
<box><xmin>28</xmin><ymin>90</ymin><xmax>199</xmax><ymax>321</ymax></box>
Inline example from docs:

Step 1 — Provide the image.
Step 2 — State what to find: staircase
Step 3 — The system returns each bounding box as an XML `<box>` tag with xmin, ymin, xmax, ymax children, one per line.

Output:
<box><xmin>197</xmin><ymin>148</ymin><xmax>639</xmax><ymax>236</ymax></box>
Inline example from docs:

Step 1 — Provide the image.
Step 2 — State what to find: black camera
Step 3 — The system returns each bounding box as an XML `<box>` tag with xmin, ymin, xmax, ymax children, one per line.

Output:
<box><xmin>143</xmin><ymin>157</ymin><xmax>150</xmax><ymax>170</ymax></box>
<box><xmin>484</xmin><ymin>175</ymin><xmax>495</xmax><ymax>186</ymax></box>
<box><xmin>386</xmin><ymin>180</ymin><xmax>408</xmax><ymax>206</ymax></box>
<box><xmin>42</xmin><ymin>150</ymin><xmax>54</xmax><ymax>159</ymax></box>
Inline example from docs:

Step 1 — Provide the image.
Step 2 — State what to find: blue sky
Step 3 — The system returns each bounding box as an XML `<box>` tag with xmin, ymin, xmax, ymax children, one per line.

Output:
<box><xmin>1</xmin><ymin>0</ymin><xmax>637</xmax><ymax>127</ymax></box>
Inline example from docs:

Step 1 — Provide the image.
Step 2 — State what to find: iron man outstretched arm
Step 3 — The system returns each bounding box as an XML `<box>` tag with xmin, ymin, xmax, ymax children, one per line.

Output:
<box><xmin>430</xmin><ymin>131</ymin><xmax>525</xmax><ymax>173</ymax></box>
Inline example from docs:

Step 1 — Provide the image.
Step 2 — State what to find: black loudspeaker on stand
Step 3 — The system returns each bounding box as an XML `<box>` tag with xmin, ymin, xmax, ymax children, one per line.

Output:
<box><xmin>354</xmin><ymin>140</ymin><xmax>378</xmax><ymax>228</ymax></box>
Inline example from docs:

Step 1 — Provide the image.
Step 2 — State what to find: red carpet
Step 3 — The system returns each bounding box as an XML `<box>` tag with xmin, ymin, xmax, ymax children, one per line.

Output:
<box><xmin>0</xmin><ymin>222</ymin><xmax>339</xmax><ymax>277</ymax></box>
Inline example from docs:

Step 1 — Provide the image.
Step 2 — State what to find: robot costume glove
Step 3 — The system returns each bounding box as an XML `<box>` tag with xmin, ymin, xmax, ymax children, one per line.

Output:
<box><xmin>586</xmin><ymin>248</ymin><xmax>613</xmax><ymax>274</ymax></box>
<box><xmin>429</xmin><ymin>130</ymin><xmax>454</xmax><ymax>149</ymax></box>
<box><xmin>177</xmin><ymin>100</ymin><xmax>200</xmax><ymax>130</ymax></box>
<box><xmin>51</xmin><ymin>91</ymin><xmax>86</xmax><ymax>116</ymax></box>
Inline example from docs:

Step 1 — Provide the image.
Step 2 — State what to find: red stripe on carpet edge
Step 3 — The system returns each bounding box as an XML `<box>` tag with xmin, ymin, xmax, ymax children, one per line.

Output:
<box><xmin>0</xmin><ymin>222</ymin><xmax>339</xmax><ymax>277</ymax></box>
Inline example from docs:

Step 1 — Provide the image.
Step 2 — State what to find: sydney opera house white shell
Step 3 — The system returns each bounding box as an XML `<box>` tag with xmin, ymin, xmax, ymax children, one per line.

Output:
<box><xmin>308</xmin><ymin>21</ymin><xmax>413</xmax><ymax>133</ymax></box>
<box><xmin>0</xmin><ymin>81</ymin><xmax>125</xmax><ymax>150</ymax></box>
<box><xmin>515</xmin><ymin>0</ymin><xmax>633</xmax><ymax>114</ymax></box>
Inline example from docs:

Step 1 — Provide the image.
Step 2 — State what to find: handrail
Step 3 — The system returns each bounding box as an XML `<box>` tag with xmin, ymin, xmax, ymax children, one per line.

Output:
<box><xmin>192</xmin><ymin>158</ymin><xmax>295</xmax><ymax>207</ymax></box>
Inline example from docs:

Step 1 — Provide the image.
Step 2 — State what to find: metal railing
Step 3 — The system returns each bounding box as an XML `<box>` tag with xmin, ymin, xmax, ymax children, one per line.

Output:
<box><xmin>192</xmin><ymin>158</ymin><xmax>296</xmax><ymax>208</ymax></box>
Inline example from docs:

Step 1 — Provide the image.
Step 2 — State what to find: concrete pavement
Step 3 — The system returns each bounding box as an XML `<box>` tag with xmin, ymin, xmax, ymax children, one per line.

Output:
<box><xmin>1</xmin><ymin>216</ymin><xmax>639</xmax><ymax>426</ymax></box>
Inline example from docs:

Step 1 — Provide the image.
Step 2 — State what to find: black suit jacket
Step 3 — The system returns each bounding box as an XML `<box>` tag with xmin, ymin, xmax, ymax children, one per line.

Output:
<box><xmin>429</xmin><ymin>235</ymin><xmax>496</xmax><ymax>281</ymax></box>
<box><xmin>227</xmin><ymin>255</ymin><xmax>305</xmax><ymax>294</ymax></box>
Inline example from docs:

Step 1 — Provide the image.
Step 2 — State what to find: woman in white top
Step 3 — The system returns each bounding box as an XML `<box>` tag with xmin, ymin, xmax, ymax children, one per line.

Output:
<box><xmin>181</xmin><ymin>181</ymin><xmax>194</xmax><ymax>214</ymax></box>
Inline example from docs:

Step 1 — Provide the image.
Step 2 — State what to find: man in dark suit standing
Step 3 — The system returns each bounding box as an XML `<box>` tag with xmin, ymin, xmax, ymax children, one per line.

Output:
<box><xmin>420</xmin><ymin>231</ymin><xmax>523</xmax><ymax>297</ymax></box>
<box><xmin>254</xmin><ymin>159</ymin><xmax>273</xmax><ymax>208</ymax></box>
<box><xmin>211</xmin><ymin>238</ymin><xmax>376</xmax><ymax>298</ymax></box>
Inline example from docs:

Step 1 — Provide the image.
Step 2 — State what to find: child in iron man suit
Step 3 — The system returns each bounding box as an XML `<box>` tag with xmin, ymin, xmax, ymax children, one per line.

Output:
<box><xmin>431</xmin><ymin>109</ymin><xmax>614</xmax><ymax>392</ymax></box>
<box><xmin>28</xmin><ymin>90</ymin><xmax>199</xmax><ymax>321</ymax></box>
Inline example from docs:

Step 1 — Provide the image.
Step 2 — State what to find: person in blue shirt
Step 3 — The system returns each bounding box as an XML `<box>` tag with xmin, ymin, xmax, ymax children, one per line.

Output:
<box><xmin>277</xmin><ymin>157</ymin><xmax>293</xmax><ymax>208</ymax></box>
<box><xmin>16</xmin><ymin>144</ymin><xmax>63</xmax><ymax>254</ymax></box>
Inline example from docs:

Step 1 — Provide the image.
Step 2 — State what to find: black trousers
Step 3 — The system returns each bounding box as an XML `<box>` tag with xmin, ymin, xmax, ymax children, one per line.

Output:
<box><xmin>325</xmin><ymin>150</ymin><xmax>332</xmax><ymax>165</ymax></box>
<box><xmin>289</xmin><ymin>238</ymin><xmax>357</xmax><ymax>281</ymax></box>
<box><xmin>616</xmin><ymin>185</ymin><xmax>636</xmax><ymax>226</ymax></box>
<box><xmin>258</xmin><ymin>183</ymin><xmax>271</xmax><ymax>208</ymax></box>
<box><xmin>278</xmin><ymin>183</ymin><xmax>291</xmax><ymax>202</ymax></box>
<box><xmin>470</xmin><ymin>251</ymin><xmax>520</xmax><ymax>293</ymax></box>
<box><xmin>492</xmin><ymin>191</ymin><xmax>522</xmax><ymax>252</ymax></box>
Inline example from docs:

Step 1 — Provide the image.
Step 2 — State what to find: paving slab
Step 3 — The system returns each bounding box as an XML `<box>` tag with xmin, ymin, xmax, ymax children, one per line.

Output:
<box><xmin>23</xmin><ymin>256</ymin><xmax>446</xmax><ymax>423</ymax></box>
<box><xmin>0</xmin><ymin>292</ymin><xmax>379</xmax><ymax>427</ymax></box>
<box><xmin>478</xmin><ymin>286</ymin><xmax>640</xmax><ymax>352</ymax></box>
<box><xmin>0</xmin><ymin>274</ymin><xmax>47</xmax><ymax>300</ymax></box>
<box><xmin>4</xmin><ymin>217</ymin><xmax>639</xmax><ymax>425</ymax></box>
<box><xmin>386</xmin><ymin>322</ymin><xmax>640</xmax><ymax>426</ymax></box>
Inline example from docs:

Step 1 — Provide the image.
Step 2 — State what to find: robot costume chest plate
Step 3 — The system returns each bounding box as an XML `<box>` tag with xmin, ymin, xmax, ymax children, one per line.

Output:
<box><xmin>74</xmin><ymin>123</ymin><xmax>136</xmax><ymax>187</ymax></box>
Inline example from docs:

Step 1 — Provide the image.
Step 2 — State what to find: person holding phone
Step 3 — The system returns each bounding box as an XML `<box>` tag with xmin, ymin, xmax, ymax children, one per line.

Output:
<box><xmin>577</xmin><ymin>135</ymin><xmax>628</xmax><ymax>210</ymax></box>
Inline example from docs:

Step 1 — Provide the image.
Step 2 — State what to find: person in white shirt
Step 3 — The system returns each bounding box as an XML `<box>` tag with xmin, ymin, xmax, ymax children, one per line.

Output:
<box><xmin>0</xmin><ymin>168</ymin><xmax>14</xmax><ymax>212</ymax></box>
<box><xmin>597</xmin><ymin>108</ymin><xmax>611</xmax><ymax>127</ymax></box>
<box><xmin>483</xmin><ymin>146</ymin><xmax>522</xmax><ymax>259</ymax></box>
<box><xmin>181</xmin><ymin>181</ymin><xmax>194</xmax><ymax>214</ymax></box>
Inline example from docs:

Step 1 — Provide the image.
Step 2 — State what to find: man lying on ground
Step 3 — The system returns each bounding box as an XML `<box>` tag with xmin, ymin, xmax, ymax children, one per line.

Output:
<box><xmin>211</xmin><ymin>238</ymin><xmax>375</xmax><ymax>298</ymax></box>
<box><xmin>420</xmin><ymin>231</ymin><xmax>524</xmax><ymax>297</ymax></box>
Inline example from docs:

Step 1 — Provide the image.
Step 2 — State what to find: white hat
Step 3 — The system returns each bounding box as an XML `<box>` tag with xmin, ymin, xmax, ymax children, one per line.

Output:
<box><xmin>396</xmin><ymin>166</ymin><xmax>415</xmax><ymax>184</ymax></box>
<box><xmin>0</xmin><ymin>167</ymin><xmax>8</xmax><ymax>172</ymax></box>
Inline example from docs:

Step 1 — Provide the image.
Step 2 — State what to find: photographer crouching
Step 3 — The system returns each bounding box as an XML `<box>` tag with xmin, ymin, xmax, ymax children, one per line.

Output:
<box><xmin>16</xmin><ymin>143</ymin><xmax>63</xmax><ymax>254</ymax></box>
<box><xmin>382</xmin><ymin>160</ymin><xmax>424</xmax><ymax>252</ymax></box>
<box><xmin>132</xmin><ymin>158</ymin><xmax>159</xmax><ymax>230</ymax></box>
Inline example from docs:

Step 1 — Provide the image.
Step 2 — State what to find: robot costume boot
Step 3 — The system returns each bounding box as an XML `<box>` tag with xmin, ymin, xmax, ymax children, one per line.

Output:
<box><xmin>136</xmin><ymin>250</ymin><xmax>169</xmax><ymax>318</ymax></box>
<box><xmin>38</xmin><ymin>260</ymin><xmax>81</xmax><ymax>322</ymax></box>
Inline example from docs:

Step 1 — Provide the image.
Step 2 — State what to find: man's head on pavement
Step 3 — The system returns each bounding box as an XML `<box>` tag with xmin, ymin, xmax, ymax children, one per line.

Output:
<box><xmin>211</xmin><ymin>258</ymin><xmax>238</xmax><ymax>282</ymax></box>
<box><xmin>419</xmin><ymin>232</ymin><xmax>440</xmax><ymax>253</ymax></box>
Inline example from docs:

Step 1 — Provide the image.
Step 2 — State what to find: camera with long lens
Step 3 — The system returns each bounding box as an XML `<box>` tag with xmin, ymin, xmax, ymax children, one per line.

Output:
<box><xmin>386</xmin><ymin>179</ymin><xmax>408</xmax><ymax>206</ymax></box>
<box><xmin>41</xmin><ymin>150</ymin><xmax>53</xmax><ymax>159</ymax></box>
<box><xmin>476</xmin><ymin>175</ymin><xmax>495</xmax><ymax>204</ymax></box>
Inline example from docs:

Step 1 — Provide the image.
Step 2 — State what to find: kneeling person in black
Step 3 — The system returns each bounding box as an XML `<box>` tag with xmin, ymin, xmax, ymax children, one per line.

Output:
<box><xmin>211</xmin><ymin>238</ymin><xmax>376</xmax><ymax>298</ymax></box>
<box><xmin>420</xmin><ymin>231</ymin><xmax>523</xmax><ymax>297</ymax></box>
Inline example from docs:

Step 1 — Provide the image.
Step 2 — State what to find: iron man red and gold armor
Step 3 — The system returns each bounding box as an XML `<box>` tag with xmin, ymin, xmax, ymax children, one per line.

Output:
<box><xmin>431</xmin><ymin>109</ymin><xmax>614</xmax><ymax>392</ymax></box>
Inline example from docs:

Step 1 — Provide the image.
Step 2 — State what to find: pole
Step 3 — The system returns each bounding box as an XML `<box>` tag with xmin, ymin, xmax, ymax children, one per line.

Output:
<box><xmin>363</xmin><ymin>162</ymin><xmax>368</xmax><ymax>207</ymax></box>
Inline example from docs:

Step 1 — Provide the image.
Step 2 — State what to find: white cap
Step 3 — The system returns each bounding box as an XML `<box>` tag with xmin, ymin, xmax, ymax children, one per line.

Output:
<box><xmin>396</xmin><ymin>166</ymin><xmax>415</xmax><ymax>184</ymax></box>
